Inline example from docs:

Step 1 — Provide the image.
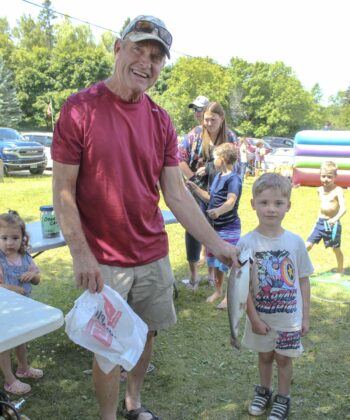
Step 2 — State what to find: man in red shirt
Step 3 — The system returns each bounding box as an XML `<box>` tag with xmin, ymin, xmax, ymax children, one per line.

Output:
<box><xmin>53</xmin><ymin>15</ymin><xmax>238</xmax><ymax>420</ymax></box>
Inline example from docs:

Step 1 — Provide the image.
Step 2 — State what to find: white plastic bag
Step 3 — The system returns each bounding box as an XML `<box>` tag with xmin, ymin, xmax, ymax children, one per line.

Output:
<box><xmin>65</xmin><ymin>285</ymin><xmax>148</xmax><ymax>374</ymax></box>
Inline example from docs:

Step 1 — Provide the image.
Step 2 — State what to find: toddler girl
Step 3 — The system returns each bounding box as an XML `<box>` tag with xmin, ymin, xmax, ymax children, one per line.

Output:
<box><xmin>0</xmin><ymin>210</ymin><xmax>43</xmax><ymax>395</ymax></box>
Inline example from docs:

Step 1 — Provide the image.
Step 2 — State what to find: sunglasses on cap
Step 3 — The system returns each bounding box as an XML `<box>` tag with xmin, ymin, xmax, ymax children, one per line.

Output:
<box><xmin>192</xmin><ymin>107</ymin><xmax>204</xmax><ymax>113</ymax></box>
<box><xmin>123</xmin><ymin>20</ymin><xmax>173</xmax><ymax>51</ymax></box>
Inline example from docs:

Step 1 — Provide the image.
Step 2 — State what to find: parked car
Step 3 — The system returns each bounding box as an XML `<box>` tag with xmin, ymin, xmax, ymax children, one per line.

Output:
<box><xmin>22</xmin><ymin>132</ymin><xmax>53</xmax><ymax>169</ymax></box>
<box><xmin>263</xmin><ymin>136</ymin><xmax>294</xmax><ymax>149</ymax></box>
<box><xmin>0</xmin><ymin>127</ymin><xmax>47</xmax><ymax>175</ymax></box>
<box><xmin>264</xmin><ymin>148</ymin><xmax>294</xmax><ymax>177</ymax></box>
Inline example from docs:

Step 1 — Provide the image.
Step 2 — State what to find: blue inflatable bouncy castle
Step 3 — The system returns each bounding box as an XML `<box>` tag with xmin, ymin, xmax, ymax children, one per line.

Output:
<box><xmin>293</xmin><ymin>130</ymin><xmax>350</xmax><ymax>187</ymax></box>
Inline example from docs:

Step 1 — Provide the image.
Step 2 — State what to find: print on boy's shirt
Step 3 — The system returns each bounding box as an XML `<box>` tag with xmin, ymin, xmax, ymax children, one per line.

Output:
<box><xmin>255</xmin><ymin>250</ymin><xmax>297</xmax><ymax>314</ymax></box>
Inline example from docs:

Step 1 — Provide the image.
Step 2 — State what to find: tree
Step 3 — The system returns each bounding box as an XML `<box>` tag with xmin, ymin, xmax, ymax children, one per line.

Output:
<box><xmin>151</xmin><ymin>57</ymin><xmax>231</xmax><ymax>134</ymax></box>
<box><xmin>0</xmin><ymin>57</ymin><xmax>22</xmax><ymax>126</ymax></box>
<box><xmin>8</xmin><ymin>16</ymin><xmax>113</xmax><ymax>127</ymax></box>
<box><xmin>99</xmin><ymin>31</ymin><xmax>115</xmax><ymax>55</ymax></box>
<box><xmin>311</xmin><ymin>83</ymin><xmax>323</xmax><ymax>104</ymax></box>
<box><xmin>227</xmin><ymin>58</ymin><xmax>320</xmax><ymax>137</ymax></box>
<box><xmin>50</xmin><ymin>19</ymin><xmax>113</xmax><ymax>100</ymax></box>
<box><xmin>11</xmin><ymin>46</ymin><xmax>53</xmax><ymax>125</ymax></box>
<box><xmin>37</xmin><ymin>0</ymin><xmax>57</xmax><ymax>51</ymax></box>
<box><xmin>0</xmin><ymin>18</ymin><xmax>14</xmax><ymax>64</ymax></box>
<box><xmin>12</xmin><ymin>15</ymin><xmax>46</xmax><ymax>51</ymax></box>
<box><xmin>149</xmin><ymin>64</ymin><xmax>173</xmax><ymax>97</ymax></box>
<box><xmin>326</xmin><ymin>85</ymin><xmax>350</xmax><ymax>130</ymax></box>
<box><xmin>2</xmin><ymin>8</ymin><xmax>334</xmax><ymax>133</ymax></box>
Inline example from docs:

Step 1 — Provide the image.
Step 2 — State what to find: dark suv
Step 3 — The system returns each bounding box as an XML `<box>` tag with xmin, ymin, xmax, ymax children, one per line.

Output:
<box><xmin>263</xmin><ymin>136</ymin><xmax>294</xmax><ymax>149</ymax></box>
<box><xmin>0</xmin><ymin>127</ymin><xmax>47</xmax><ymax>175</ymax></box>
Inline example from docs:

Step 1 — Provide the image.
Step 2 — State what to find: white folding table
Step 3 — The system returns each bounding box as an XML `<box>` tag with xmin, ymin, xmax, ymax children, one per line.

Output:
<box><xmin>26</xmin><ymin>221</ymin><xmax>66</xmax><ymax>257</ymax></box>
<box><xmin>0</xmin><ymin>287</ymin><xmax>64</xmax><ymax>352</ymax></box>
<box><xmin>27</xmin><ymin>209</ymin><xmax>177</xmax><ymax>257</ymax></box>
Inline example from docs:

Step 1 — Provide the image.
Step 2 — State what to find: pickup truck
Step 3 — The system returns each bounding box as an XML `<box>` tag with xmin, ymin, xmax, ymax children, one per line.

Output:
<box><xmin>0</xmin><ymin>127</ymin><xmax>47</xmax><ymax>175</ymax></box>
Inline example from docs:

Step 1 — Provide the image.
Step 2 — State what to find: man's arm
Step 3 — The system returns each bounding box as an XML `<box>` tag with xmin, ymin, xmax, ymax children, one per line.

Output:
<box><xmin>53</xmin><ymin>161</ymin><xmax>103</xmax><ymax>293</ymax></box>
<box><xmin>179</xmin><ymin>161</ymin><xmax>195</xmax><ymax>180</ymax></box>
<box><xmin>300</xmin><ymin>276</ymin><xmax>310</xmax><ymax>336</ymax></box>
<box><xmin>159</xmin><ymin>166</ymin><xmax>238</xmax><ymax>267</ymax></box>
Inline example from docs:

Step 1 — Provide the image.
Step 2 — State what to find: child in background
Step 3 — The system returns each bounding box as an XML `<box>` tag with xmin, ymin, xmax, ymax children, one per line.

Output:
<box><xmin>187</xmin><ymin>143</ymin><xmax>242</xmax><ymax>308</ymax></box>
<box><xmin>306</xmin><ymin>161</ymin><xmax>346</xmax><ymax>276</ymax></box>
<box><xmin>239</xmin><ymin>137</ymin><xmax>249</xmax><ymax>182</ymax></box>
<box><xmin>0</xmin><ymin>210</ymin><xmax>43</xmax><ymax>395</ymax></box>
<box><xmin>255</xmin><ymin>141</ymin><xmax>266</xmax><ymax>177</ymax></box>
<box><xmin>238</xmin><ymin>173</ymin><xmax>313</xmax><ymax>419</ymax></box>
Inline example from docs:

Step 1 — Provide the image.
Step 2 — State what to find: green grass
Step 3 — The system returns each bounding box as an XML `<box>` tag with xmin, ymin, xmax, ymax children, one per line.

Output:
<box><xmin>1</xmin><ymin>174</ymin><xmax>350</xmax><ymax>419</ymax></box>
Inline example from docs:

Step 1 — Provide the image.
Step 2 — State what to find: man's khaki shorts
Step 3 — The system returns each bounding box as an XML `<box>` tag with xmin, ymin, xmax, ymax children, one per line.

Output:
<box><xmin>99</xmin><ymin>255</ymin><xmax>177</xmax><ymax>331</ymax></box>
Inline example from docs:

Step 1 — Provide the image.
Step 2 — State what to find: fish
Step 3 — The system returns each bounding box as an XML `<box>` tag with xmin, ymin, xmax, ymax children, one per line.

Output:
<box><xmin>227</xmin><ymin>248</ymin><xmax>254</xmax><ymax>350</ymax></box>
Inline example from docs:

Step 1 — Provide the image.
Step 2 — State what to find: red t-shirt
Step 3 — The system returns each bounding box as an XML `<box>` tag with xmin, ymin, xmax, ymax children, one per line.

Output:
<box><xmin>52</xmin><ymin>82</ymin><xmax>178</xmax><ymax>267</ymax></box>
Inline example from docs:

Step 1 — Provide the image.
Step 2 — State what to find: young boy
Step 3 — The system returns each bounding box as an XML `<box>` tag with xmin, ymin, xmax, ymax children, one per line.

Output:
<box><xmin>306</xmin><ymin>161</ymin><xmax>346</xmax><ymax>275</ymax></box>
<box><xmin>238</xmin><ymin>173</ymin><xmax>313</xmax><ymax>419</ymax></box>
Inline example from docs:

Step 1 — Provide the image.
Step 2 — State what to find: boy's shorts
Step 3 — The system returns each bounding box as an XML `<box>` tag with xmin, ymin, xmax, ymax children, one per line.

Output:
<box><xmin>242</xmin><ymin>320</ymin><xmax>303</xmax><ymax>358</ymax></box>
<box><xmin>307</xmin><ymin>218</ymin><xmax>341</xmax><ymax>248</ymax></box>
<box><xmin>99</xmin><ymin>255</ymin><xmax>177</xmax><ymax>331</ymax></box>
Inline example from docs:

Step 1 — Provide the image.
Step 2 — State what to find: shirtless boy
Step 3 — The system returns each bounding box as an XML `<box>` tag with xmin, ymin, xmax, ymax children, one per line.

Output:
<box><xmin>306</xmin><ymin>161</ymin><xmax>346</xmax><ymax>274</ymax></box>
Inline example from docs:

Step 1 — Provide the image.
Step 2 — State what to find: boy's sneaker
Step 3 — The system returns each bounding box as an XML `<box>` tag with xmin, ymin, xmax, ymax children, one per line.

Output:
<box><xmin>268</xmin><ymin>394</ymin><xmax>290</xmax><ymax>420</ymax></box>
<box><xmin>248</xmin><ymin>385</ymin><xmax>273</xmax><ymax>416</ymax></box>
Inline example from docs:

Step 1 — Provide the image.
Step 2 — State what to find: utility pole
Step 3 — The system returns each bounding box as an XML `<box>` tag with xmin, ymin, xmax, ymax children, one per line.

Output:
<box><xmin>47</xmin><ymin>98</ymin><xmax>54</xmax><ymax>131</ymax></box>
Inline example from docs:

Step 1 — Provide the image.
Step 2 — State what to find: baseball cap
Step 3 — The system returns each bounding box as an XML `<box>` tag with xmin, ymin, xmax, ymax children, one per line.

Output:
<box><xmin>121</xmin><ymin>15</ymin><xmax>172</xmax><ymax>58</ymax></box>
<box><xmin>188</xmin><ymin>96</ymin><xmax>210</xmax><ymax>109</ymax></box>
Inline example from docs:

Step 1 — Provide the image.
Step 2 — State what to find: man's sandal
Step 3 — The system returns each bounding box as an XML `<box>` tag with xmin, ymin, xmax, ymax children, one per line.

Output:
<box><xmin>120</xmin><ymin>399</ymin><xmax>160</xmax><ymax>420</ymax></box>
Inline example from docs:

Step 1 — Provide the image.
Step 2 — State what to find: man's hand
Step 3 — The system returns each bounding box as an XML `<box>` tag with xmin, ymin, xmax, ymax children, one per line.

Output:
<box><xmin>212</xmin><ymin>242</ymin><xmax>239</xmax><ymax>267</ymax></box>
<box><xmin>186</xmin><ymin>180</ymin><xmax>197</xmax><ymax>193</ymax></box>
<box><xmin>73</xmin><ymin>253</ymin><xmax>104</xmax><ymax>293</ymax></box>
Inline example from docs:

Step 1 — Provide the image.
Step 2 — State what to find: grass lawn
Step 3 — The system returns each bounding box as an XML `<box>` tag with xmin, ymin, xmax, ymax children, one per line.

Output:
<box><xmin>0</xmin><ymin>174</ymin><xmax>350</xmax><ymax>419</ymax></box>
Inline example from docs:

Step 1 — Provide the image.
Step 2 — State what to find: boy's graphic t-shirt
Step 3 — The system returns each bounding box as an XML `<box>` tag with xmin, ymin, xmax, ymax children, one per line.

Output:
<box><xmin>238</xmin><ymin>230</ymin><xmax>314</xmax><ymax>331</ymax></box>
